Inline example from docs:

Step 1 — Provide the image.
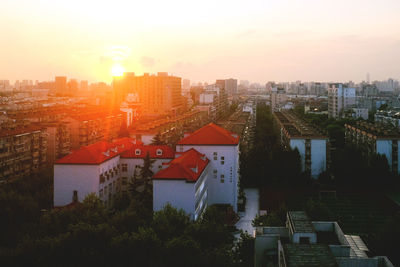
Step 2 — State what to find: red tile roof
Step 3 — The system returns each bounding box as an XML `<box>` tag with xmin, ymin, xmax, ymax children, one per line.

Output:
<box><xmin>55</xmin><ymin>141</ymin><xmax>124</xmax><ymax>164</ymax></box>
<box><xmin>153</xmin><ymin>148</ymin><xmax>209</xmax><ymax>182</ymax></box>
<box><xmin>55</xmin><ymin>138</ymin><xmax>172</xmax><ymax>164</ymax></box>
<box><xmin>177</xmin><ymin>123</ymin><xmax>239</xmax><ymax>145</ymax></box>
<box><xmin>120</xmin><ymin>145</ymin><xmax>175</xmax><ymax>159</ymax></box>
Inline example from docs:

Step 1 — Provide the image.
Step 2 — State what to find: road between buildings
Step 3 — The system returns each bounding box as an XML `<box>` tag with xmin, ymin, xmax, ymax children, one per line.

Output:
<box><xmin>235</xmin><ymin>188</ymin><xmax>259</xmax><ymax>237</ymax></box>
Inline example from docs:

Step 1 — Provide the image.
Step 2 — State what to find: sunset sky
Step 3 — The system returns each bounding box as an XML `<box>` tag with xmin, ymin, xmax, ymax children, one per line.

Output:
<box><xmin>1</xmin><ymin>0</ymin><xmax>399</xmax><ymax>84</ymax></box>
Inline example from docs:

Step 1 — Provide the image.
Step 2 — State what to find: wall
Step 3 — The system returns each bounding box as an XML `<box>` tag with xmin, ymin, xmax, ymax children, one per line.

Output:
<box><xmin>178</xmin><ymin>144</ymin><xmax>239</xmax><ymax>211</ymax></box>
<box><xmin>376</xmin><ymin>140</ymin><xmax>392</xmax><ymax>167</ymax></box>
<box><xmin>153</xmin><ymin>180</ymin><xmax>195</xmax><ymax>219</ymax></box>
<box><xmin>54</xmin><ymin>164</ymin><xmax>99</xmax><ymax>206</ymax></box>
<box><xmin>311</xmin><ymin>139</ymin><xmax>327</xmax><ymax>177</ymax></box>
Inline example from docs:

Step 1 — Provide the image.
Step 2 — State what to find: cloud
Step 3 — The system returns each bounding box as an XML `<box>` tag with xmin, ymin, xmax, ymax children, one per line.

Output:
<box><xmin>140</xmin><ymin>56</ymin><xmax>156</xmax><ymax>67</ymax></box>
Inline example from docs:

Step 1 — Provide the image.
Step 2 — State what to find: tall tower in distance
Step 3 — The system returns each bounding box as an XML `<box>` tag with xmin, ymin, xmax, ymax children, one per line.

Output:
<box><xmin>367</xmin><ymin>73</ymin><xmax>370</xmax><ymax>84</ymax></box>
<box><xmin>113</xmin><ymin>72</ymin><xmax>183</xmax><ymax>116</ymax></box>
<box><xmin>55</xmin><ymin>76</ymin><xmax>67</xmax><ymax>96</ymax></box>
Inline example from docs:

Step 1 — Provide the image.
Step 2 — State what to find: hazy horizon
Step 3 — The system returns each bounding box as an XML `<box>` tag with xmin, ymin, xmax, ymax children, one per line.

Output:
<box><xmin>1</xmin><ymin>0</ymin><xmax>399</xmax><ymax>84</ymax></box>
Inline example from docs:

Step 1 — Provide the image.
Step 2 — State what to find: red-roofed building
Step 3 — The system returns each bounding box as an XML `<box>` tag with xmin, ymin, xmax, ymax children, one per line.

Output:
<box><xmin>153</xmin><ymin>149</ymin><xmax>210</xmax><ymax>220</ymax></box>
<box><xmin>54</xmin><ymin>138</ymin><xmax>174</xmax><ymax>206</ymax></box>
<box><xmin>177</xmin><ymin>123</ymin><xmax>239</xmax><ymax>146</ymax></box>
<box><xmin>176</xmin><ymin>123</ymin><xmax>240</xmax><ymax>212</ymax></box>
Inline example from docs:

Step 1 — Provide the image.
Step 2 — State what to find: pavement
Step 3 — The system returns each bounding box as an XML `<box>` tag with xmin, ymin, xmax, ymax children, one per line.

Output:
<box><xmin>235</xmin><ymin>188</ymin><xmax>259</xmax><ymax>237</ymax></box>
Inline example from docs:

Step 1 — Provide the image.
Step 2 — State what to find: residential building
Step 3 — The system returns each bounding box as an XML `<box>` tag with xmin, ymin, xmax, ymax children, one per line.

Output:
<box><xmin>254</xmin><ymin>211</ymin><xmax>394</xmax><ymax>267</ymax></box>
<box><xmin>345</xmin><ymin>121</ymin><xmax>400</xmax><ymax>173</ymax></box>
<box><xmin>270</xmin><ymin>87</ymin><xmax>287</xmax><ymax>111</ymax></box>
<box><xmin>328</xmin><ymin>84</ymin><xmax>356</xmax><ymax>118</ymax></box>
<box><xmin>55</xmin><ymin>76</ymin><xmax>67</xmax><ymax>95</ymax></box>
<box><xmin>176</xmin><ymin>123</ymin><xmax>240</xmax><ymax>212</ymax></box>
<box><xmin>153</xmin><ymin>148</ymin><xmax>210</xmax><ymax>220</ymax></box>
<box><xmin>274</xmin><ymin>111</ymin><xmax>328</xmax><ymax>177</ymax></box>
<box><xmin>0</xmin><ymin>126</ymin><xmax>47</xmax><ymax>182</ymax></box>
<box><xmin>65</xmin><ymin>110</ymin><xmax>123</xmax><ymax>149</ymax></box>
<box><xmin>54</xmin><ymin>138</ymin><xmax>174</xmax><ymax>206</ymax></box>
<box><xmin>113</xmin><ymin>72</ymin><xmax>183</xmax><ymax>116</ymax></box>
<box><xmin>225</xmin><ymin>78</ymin><xmax>238</xmax><ymax>96</ymax></box>
<box><xmin>40</xmin><ymin>122</ymin><xmax>71</xmax><ymax>164</ymax></box>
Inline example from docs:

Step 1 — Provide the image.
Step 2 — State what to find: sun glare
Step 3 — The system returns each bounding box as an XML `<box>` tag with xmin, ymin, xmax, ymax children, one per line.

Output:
<box><xmin>111</xmin><ymin>64</ymin><xmax>125</xmax><ymax>77</ymax></box>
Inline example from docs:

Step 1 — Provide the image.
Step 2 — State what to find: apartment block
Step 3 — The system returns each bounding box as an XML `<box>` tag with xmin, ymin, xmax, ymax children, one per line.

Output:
<box><xmin>274</xmin><ymin>111</ymin><xmax>328</xmax><ymax>177</ymax></box>
<box><xmin>328</xmin><ymin>84</ymin><xmax>356</xmax><ymax>118</ymax></box>
<box><xmin>113</xmin><ymin>72</ymin><xmax>183</xmax><ymax>116</ymax></box>
<box><xmin>0</xmin><ymin>126</ymin><xmax>47</xmax><ymax>182</ymax></box>
<box><xmin>65</xmin><ymin>111</ymin><xmax>123</xmax><ymax>149</ymax></box>
<box><xmin>345</xmin><ymin>122</ymin><xmax>400</xmax><ymax>173</ymax></box>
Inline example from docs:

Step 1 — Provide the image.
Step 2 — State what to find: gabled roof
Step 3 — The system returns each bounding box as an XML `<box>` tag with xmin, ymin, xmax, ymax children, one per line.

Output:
<box><xmin>55</xmin><ymin>138</ymin><xmax>153</xmax><ymax>165</ymax></box>
<box><xmin>120</xmin><ymin>145</ymin><xmax>175</xmax><ymax>159</ymax></box>
<box><xmin>55</xmin><ymin>141</ymin><xmax>125</xmax><ymax>164</ymax></box>
<box><xmin>153</xmin><ymin>148</ymin><xmax>209</xmax><ymax>182</ymax></box>
<box><xmin>177</xmin><ymin>123</ymin><xmax>239</xmax><ymax>146</ymax></box>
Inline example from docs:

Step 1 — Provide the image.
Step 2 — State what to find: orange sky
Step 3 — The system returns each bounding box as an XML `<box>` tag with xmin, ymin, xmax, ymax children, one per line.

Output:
<box><xmin>1</xmin><ymin>0</ymin><xmax>400</xmax><ymax>84</ymax></box>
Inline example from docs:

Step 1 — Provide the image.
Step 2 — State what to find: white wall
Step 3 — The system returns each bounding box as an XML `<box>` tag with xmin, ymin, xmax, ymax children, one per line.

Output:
<box><xmin>153</xmin><ymin>180</ymin><xmax>196</xmax><ymax>219</ymax></box>
<box><xmin>177</xmin><ymin>144</ymin><xmax>239</xmax><ymax>212</ymax></box>
<box><xmin>54</xmin><ymin>156</ymin><xmax>122</xmax><ymax>206</ymax></box>
<box><xmin>311</xmin><ymin>139</ymin><xmax>326</xmax><ymax>177</ymax></box>
<box><xmin>290</xmin><ymin>138</ymin><xmax>326</xmax><ymax>178</ymax></box>
<box><xmin>376</xmin><ymin>140</ymin><xmax>392</xmax><ymax>168</ymax></box>
<box><xmin>54</xmin><ymin>164</ymin><xmax>99</xmax><ymax>206</ymax></box>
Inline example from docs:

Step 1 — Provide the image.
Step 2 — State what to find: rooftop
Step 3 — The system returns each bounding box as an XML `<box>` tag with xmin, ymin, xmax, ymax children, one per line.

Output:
<box><xmin>283</xmin><ymin>244</ymin><xmax>338</xmax><ymax>267</ymax></box>
<box><xmin>274</xmin><ymin>111</ymin><xmax>327</xmax><ymax>139</ymax></box>
<box><xmin>152</xmin><ymin>148</ymin><xmax>209</xmax><ymax>182</ymax></box>
<box><xmin>288</xmin><ymin>211</ymin><xmax>315</xmax><ymax>233</ymax></box>
<box><xmin>177</xmin><ymin>123</ymin><xmax>239</xmax><ymax>146</ymax></box>
<box><xmin>56</xmin><ymin>138</ymin><xmax>175</xmax><ymax>165</ymax></box>
<box><xmin>345</xmin><ymin>121</ymin><xmax>400</xmax><ymax>139</ymax></box>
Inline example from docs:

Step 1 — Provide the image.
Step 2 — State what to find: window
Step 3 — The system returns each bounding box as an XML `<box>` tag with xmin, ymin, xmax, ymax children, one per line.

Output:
<box><xmin>122</xmin><ymin>177</ymin><xmax>127</xmax><ymax>186</ymax></box>
<box><xmin>221</xmin><ymin>161</ymin><xmax>224</xmax><ymax>165</ymax></box>
<box><xmin>156</xmin><ymin>149</ymin><xmax>163</xmax><ymax>156</ymax></box>
<box><xmin>122</xmin><ymin>164</ymin><xmax>128</xmax><ymax>172</ymax></box>
<box><xmin>221</xmin><ymin>156</ymin><xmax>225</xmax><ymax>160</ymax></box>
<box><xmin>220</xmin><ymin>174</ymin><xmax>225</xmax><ymax>183</ymax></box>
<box><xmin>213</xmin><ymin>152</ymin><xmax>217</xmax><ymax>160</ymax></box>
<box><xmin>99</xmin><ymin>189</ymin><xmax>103</xmax><ymax>198</ymax></box>
<box><xmin>99</xmin><ymin>174</ymin><xmax>105</xmax><ymax>183</ymax></box>
<box><xmin>135</xmin><ymin>149</ymin><xmax>141</xmax><ymax>155</ymax></box>
<box><xmin>213</xmin><ymin>169</ymin><xmax>217</xmax><ymax>174</ymax></box>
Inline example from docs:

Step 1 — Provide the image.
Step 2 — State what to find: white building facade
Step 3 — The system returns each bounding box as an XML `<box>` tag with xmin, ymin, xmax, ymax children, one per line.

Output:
<box><xmin>54</xmin><ymin>138</ymin><xmax>174</xmax><ymax>206</ymax></box>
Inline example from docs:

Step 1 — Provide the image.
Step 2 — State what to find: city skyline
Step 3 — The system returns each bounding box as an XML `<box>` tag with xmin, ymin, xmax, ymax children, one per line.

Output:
<box><xmin>1</xmin><ymin>0</ymin><xmax>400</xmax><ymax>83</ymax></box>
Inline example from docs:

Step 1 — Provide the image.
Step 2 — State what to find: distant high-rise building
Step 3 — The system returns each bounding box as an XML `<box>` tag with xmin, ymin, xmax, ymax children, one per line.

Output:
<box><xmin>68</xmin><ymin>79</ymin><xmax>78</xmax><ymax>95</ymax></box>
<box><xmin>328</xmin><ymin>84</ymin><xmax>356</xmax><ymax>118</ymax></box>
<box><xmin>182</xmin><ymin>79</ymin><xmax>191</xmax><ymax>94</ymax></box>
<box><xmin>225</xmin><ymin>78</ymin><xmax>238</xmax><ymax>96</ymax></box>
<box><xmin>80</xmin><ymin>80</ymin><xmax>88</xmax><ymax>91</ymax></box>
<box><xmin>55</xmin><ymin>76</ymin><xmax>67</xmax><ymax>95</ymax></box>
<box><xmin>113</xmin><ymin>72</ymin><xmax>183</xmax><ymax>115</ymax></box>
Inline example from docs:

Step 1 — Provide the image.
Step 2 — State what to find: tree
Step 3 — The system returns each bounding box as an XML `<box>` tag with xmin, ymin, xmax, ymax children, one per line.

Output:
<box><xmin>150</xmin><ymin>132</ymin><xmax>166</xmax><ymax>145</ymax></box>
<box><xmin>140</xmin><ymin>152</ymin><xmax>155</xmax><ymax>191</ymax></box>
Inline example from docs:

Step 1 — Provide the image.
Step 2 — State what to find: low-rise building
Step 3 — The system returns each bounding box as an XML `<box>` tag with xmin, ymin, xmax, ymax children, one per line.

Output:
<box><xmin>255</xmin><ymin>211</ymin><xmax>394</xmax><ymax>267</ymax></box>
<box><xmin>176</xmin><ymin>123</ymin><xmax>240</xmax><ymax>212</ymax></box>
<box><xmin>153</xmin><ymin>148</ymin><xmax>210</xmax><ymax>220</ymax></box>
<box><xmin>345</xmin><ymin>121</ymin><xmax>400</xmax><ymax>173</ymax></box>
<box><xmin>54</xmin><ymin>138</ymin><xmax>174</xmax><ymax>206</ymax></box>
<box><xmin>0</xmin><ymin>125</ymin><xmax>47</xmax><ymax>182</ymax></box>
<box><xmin>274</xmin><ymin>111</ymin><xmax>328</xmax><ymax>177</ymax></box>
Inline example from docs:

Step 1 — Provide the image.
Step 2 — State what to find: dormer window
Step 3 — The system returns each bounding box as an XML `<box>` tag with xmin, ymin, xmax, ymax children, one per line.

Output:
<box><xmin>135</xmin><ymin>149</ymin><xmax>141</xmax><ymax>155</ymax></box>
<box><xmin>156</xmin><ymin>149</ymin><xmax>163</xmax><ymax>156</ymax></box>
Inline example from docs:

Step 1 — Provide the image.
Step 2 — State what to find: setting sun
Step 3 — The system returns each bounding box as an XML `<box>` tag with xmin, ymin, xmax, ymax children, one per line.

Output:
<box><xmin>111</xmin><ymin>64</ymin><xmax>125</xmax><ymax>77</ymax></box>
